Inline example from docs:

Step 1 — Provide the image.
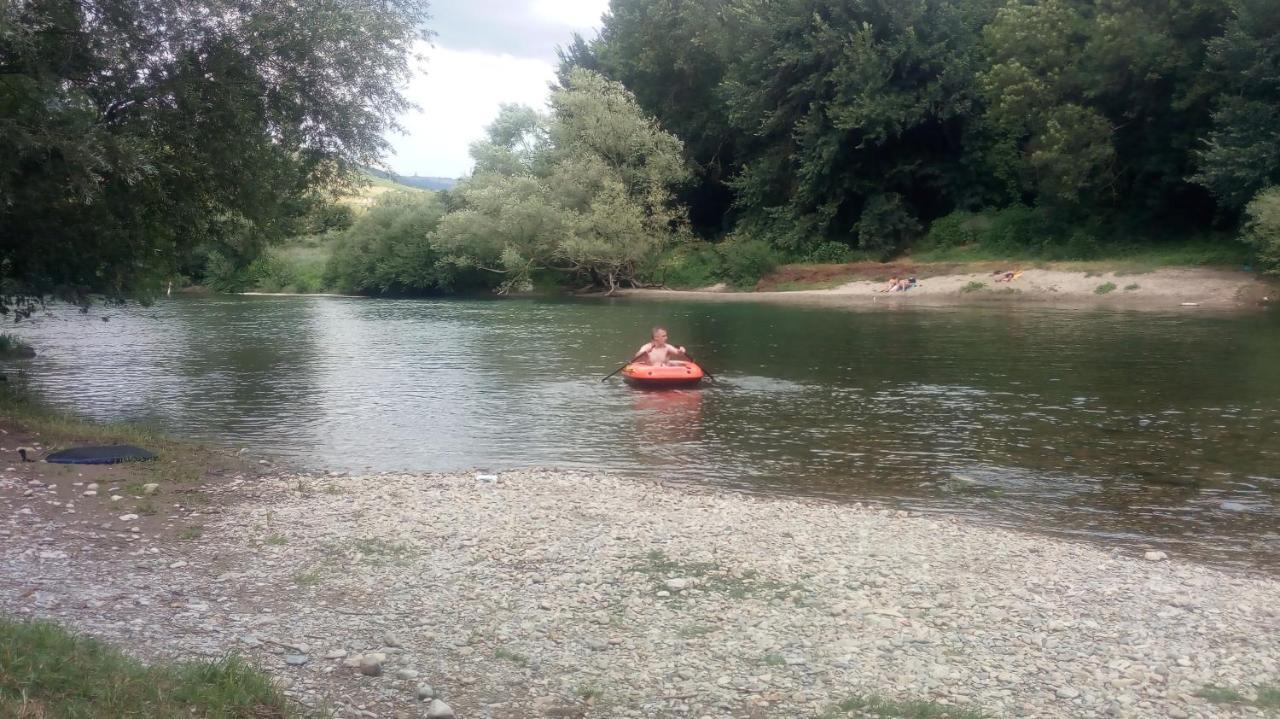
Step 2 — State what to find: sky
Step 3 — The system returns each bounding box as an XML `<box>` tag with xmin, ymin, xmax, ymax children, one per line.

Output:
<box><xmin>385</xmin><ymin>0</ymin><xmax>611</xmax><ymax>179</ymax></box>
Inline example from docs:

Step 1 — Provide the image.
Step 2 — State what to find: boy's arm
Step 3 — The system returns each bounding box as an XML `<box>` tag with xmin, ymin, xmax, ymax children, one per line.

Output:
<box><xmin>634</xmin><ymin>342</ymin><xmax>653</xmax><ymax>358</ymax></box>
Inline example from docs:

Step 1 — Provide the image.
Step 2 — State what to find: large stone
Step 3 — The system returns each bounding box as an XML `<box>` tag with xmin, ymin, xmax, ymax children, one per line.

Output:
<box><xmin>359</xmin><ymin>656</ymin><xmax>383</xmax><ymax>676</ymax></box>
<box><xmin>142</xmin><ymin>483</ymin><xmax>160</xmax><ymax>495</ymax></box>
<box><xmin>416</xmin><ymin>684</ymin><xmax>435</xmax><ymax>700</ymax></box>
<box><xmin>284</xmin><ymin>654</ymin><xmax>309</xmax><ymax>666</ymax></box>
<box><xmin>1144</xmin><ymin>551</ymin><xmax>1168</xmax><ymax>561</ymax></box>
<box><xmin>425</xmin><ymin>699</ymin><xmax>455</xmax><ymax>718</ymax></box>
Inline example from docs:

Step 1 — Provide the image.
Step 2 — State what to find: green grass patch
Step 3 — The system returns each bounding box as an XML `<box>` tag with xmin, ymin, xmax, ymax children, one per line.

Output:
<box><xmin>960</xmin><ymin>281</ymin><xmax>986</xmax><ymax>293</ymax></box>
<box><xmin>134</xmin><ymin>499</ymin><xmax>158</xmax><ymax>516</ymax></box>
<box><xmin>0</xmin><ymin>617</ymin><xmax>305</xmax><ymax>718</ymax></box>
<box><xmin>494</xmin><ymin>648</ymin><xmax>529</xmax><ymax>665</ymax></box>
<box><xmin>1195</xmin><ymin>684</ymin><xmax>1244</xmax><ymax>703</ymax></box>
<box><xmin>1124</xmin><ymin>283</ymin><xmax>1140</xmax><ymax>291</ymax></box>
<box><xmin>824</xmin><ymin>694</ymin><xmax>988</xmax><ymax>718</ymax></box>
<box><xmin>292</xmin><ymin>570</ymin><xmax>323</xmax><ymax>587</ymax></box>
<box><xmin>178</xmin><ymin>526</ymin><xmax>204</xmax><ymax>541</ymax></box>
<box><xmin>1094</xmin><ymin>282</ymin><xmax>1117</xmax><ymax>295</ymax></box>
<box><xmin>264</xmin><ymin>533</ymin><xmax>288</xmax><ymax>546</ymax></box>
<box><xmin>1255</xmin><ymin>684</ymin><xmax>1280</xmax><ymax>709</ymax></box>
<box><xmin>629</xmin><ymin>550</ymin><xmax>799</xmax><ymax>600</ymax></box>
<box><xmin>761</xmin><ymin>653</ymin><xmax>788</xmax><ymax>667</ymax></box>
<box><xmin>574</xmin><ymin>684</ymin><xmax>605</xmax><ymax>702</ymax></box>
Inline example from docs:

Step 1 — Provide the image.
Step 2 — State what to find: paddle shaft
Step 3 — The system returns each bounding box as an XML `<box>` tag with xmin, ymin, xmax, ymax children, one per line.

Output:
<box><xmin>682</xmin><ymin>352</ymin><xmax>715</xmax><ymax>381</ymax></box>
<box><xmin>601</xmin><ymin>352</ymin><xmax>645</xmax><ymax>382</ymax></box>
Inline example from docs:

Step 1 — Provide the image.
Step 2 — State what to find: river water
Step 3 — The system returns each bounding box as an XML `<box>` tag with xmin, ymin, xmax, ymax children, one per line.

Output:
<box><xmin>9</xmin><ymin>295</ymin><xmax>1280</xmax><ymax>568</ymax></box>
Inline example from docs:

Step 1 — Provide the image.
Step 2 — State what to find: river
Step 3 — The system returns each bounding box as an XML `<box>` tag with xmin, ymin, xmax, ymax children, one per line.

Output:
<box><xmin>9</xmin><ymin>295</ymin><xmax>1280</xmax><ymax>568</ymax></box>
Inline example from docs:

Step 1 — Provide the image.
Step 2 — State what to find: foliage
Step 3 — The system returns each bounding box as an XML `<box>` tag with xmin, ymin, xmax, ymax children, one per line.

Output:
<box><xmin>570</xmin><ymin>0</ymin><xmax>1268</xmax><ymax>262</ymax></box>
<box><xmin>1241</xmin><ymin>188</ymin><xmax>1280</xmax><ymax>275</ymax></box>
<box><xmin>326</xmin><ymin>193</ymin><xmax>485</xmax><ymax>295</ymax></box>
<box><xmin>1192</xmin><ymin>0</ymin><xmax>1280</xmax><ymax>212</ymax></box>
<box><xmin>434</xmin><ymin>69</ymin><xmax>690</xmax><ymax>293</ymax></box>
<box><xmin>0</xmin><ymin>0</ymin><xmax>429</xmax><ymax>312</ymax></box>
<box><xmin>0</xmin><ymin>617</ymin><xmax>306</xmax><ymax>718</ymax></box>
<box><xmin>642</xmin><ymin>244</ymin><xmax>723</xmax><ymax>289</ymax></box>
<box><xmin>0</xmin><ymin>333</ymin><xmax>35</xmax><ymax>358</ymax></box>
<box><xmin>806</xmin><ymin>242</ymin><xmax>858</xmax><ymax>264</ymax></box>
<box><xmin>714</xmin><ymin>237</ymin><xmax>781</xmax><ymax>288</ymax></box>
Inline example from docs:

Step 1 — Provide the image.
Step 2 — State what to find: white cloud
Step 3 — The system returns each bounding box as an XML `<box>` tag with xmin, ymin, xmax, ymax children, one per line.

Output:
<box><xmin>529</xmin><ymin>0</ymin><xmax>610</xmax><ymax>30</ymax></box>
<box><xmin>385</xmin><ymin>43</ymin><xmax>558</xmax><ymax>179</ymax></box>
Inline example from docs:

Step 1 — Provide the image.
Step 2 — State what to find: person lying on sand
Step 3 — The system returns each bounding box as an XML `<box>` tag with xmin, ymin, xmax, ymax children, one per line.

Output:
<box><xmin>880</xmin><ymin>277</ymin><xmax>902</xmax><ymax>292</ymax></box>
<box><xmin>635</xmin><ymin>327</ymin><xmax>688</xmax><ymax>366</ymax></box>
<box><xmin>994</xmin><ymin>269</ymin><xmax>1023</xmax><ymax>283</ymax></box>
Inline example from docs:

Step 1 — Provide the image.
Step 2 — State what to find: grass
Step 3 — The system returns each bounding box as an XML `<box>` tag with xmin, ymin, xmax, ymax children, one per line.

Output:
<box><xmin>761</xmin><ymin>653</ymin><xmax>788</xmax><ymax>667</ymax></box>
<box><xmin>493</xmin><ymin>648</ymin><xmax>529</xmax><ymax>666</ymax></box>
<box><xmin>574</xmin><ymin>684</ymin><xmax>605</xmax><ymax>703</ymax></box>
<box><xmin>0</xmin><ymin>617</ymin><xmax>305</xmax><ymax>718</ymax></box>
<box><xmin>264</xmin><ymin>533</ymin><xmax>288</xmax><ymax>546</ymax></box>
<box><xmin>1195</xmin><ymin>683</ymin><xmax>1280</xmax><ymax>710</ymax></box>
<box><xmin>292</xmin><ymin>570</ymin><xmax>323</xmax><ymax>587</ymax></box>
<box><xmin>134</xmin><ymin>499</ymin><xmax>158</xmax><ymax>516</ymax></box>
<box><xmin>0</xmin><ymin>385</ymin><xmax>244</xmax><ymax>491</ymax></box>
<box><xmin>178</xmin><ymin>526</ymin><xmax>204</xmax><ymax>540</ymax></box>
<box><xmin>822</xmin><ymin>694</ymin><xmax>988</xmax><ymax>719</ymax></box>
<box><xmin>1094</xmin><ymin>281</ymin><xmax>1117</xmax><ymax>295</ymax></box>
<box><xmin>1124</xmin><ymin>283</ymin><xmax>1141</xmax><ymax>291</ymax></box>
<box><xmin>960</xmin><ymin>281</ymin><xmax>986</xmax><ymax>293</ymax></box>
<box><xmin>629</xmin><ymin>550</ymin><xmax>801</xmax><ymax>601</ymax></box>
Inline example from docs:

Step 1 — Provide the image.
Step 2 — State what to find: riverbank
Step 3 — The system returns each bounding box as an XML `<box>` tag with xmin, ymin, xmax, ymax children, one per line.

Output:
<box><xmin>3</xmin><ymin>425</ymin><xmax>1278</xmax><ymax>719</ymax></box>
<box><xmin>619</xmin><ymin>265</ymin><xmax>1275</xmax><ymax>311</ymax></box>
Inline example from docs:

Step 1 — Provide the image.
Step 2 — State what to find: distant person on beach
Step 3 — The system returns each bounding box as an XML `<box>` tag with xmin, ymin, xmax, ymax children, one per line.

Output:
<box><xmin>881</xmin><ymin>277</ymin><xmax>902</xmax><ymax>292</ymax></box>
<box><xmin>635</xmin><ymin>327</ymin><xmax>688</xmax><ymax>366</ymax></box>
<box><xmin>994</xmin><ymin>269</ymin><xmax>1023</xmax><ymax>283</ymax></box>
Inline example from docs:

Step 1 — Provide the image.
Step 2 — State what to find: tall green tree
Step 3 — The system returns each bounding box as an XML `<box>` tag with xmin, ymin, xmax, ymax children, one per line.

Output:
<box><xmin>434</xmin><ymin>69</ymin><xmax>689</xmax><ymax>292</ymax></box>
<box><xmin>0</xmin><ymin>0</ymin><xmax>429</xmax><ymax>312</ymax></box>
<box><xmin>1192</xmin><ymin>0</ymin><xmax>1280</xmax><ymax>213</ymax></box>
<box><xmin>977</xmin><ymin>0</ymin><xmax>1227</xmax><ymax>219</ymax></box>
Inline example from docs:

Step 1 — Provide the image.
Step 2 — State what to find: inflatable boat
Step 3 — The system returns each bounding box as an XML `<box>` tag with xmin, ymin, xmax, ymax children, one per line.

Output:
<box><xmin>621</xmin><ymin>362</ymin><xmax>705</xmax><ymax>388</ymax></box>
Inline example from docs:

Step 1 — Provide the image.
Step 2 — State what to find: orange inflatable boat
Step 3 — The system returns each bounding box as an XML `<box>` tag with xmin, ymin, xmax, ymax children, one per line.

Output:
<box><xmin>621</xmin><ymin>362</ymin><xmax>705</xmax><ymax>388</ymax></box>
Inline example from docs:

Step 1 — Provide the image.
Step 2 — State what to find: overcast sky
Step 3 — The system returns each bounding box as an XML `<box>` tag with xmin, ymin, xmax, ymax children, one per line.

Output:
<box><xmin>384</xmin><ymin>0</ymin><xmax>611</xmax><ymax>179</ymax></box>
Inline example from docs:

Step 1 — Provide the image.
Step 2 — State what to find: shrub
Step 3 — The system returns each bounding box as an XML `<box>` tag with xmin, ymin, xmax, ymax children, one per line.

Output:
<box><xmin>715</xmin><ymin>237</ymin><xmax>780</xmax><ymax>288</ymax></box>
<box><xmin>1094</xmin><ymin>282</ymin><xmax>1117</xmax><ymax>294</ymax></box>
<box><xmin>923</xmin><ymin>211</ymin><xmax>987</xmax><ymax>249</ymax></box>
<box><xmin>961</xmin><ymin>281</ymin><xmax>986</xmax><ymax>293</ymax></box>
<box><xmin>855</xmin><ymin>193</ymin><xmax>921</xmax><ymax>257</ymax></box>
<box><xmin>1242</xmin><ymin>187</ymin><xmax>1280</xmax><ymax>275</ymax></box>
<box><xmin>805</xmin><ymin>241</ymin><xmax>856</xmax><ymax>264</ymax></box>
<box><xmin>644</xmin><ymin>243</ymin><xmax>722</xmax><ymax>288</ymax></box>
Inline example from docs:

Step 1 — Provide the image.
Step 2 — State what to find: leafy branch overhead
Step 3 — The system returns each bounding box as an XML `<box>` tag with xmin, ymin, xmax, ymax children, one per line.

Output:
<box><xmin>0</xmin><ymin>0</ymin><xmax>430</xmax><ymax>310</ymax></box>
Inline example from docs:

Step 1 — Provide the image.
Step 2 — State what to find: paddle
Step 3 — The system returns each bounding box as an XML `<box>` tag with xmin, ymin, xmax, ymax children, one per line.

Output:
<box><xmin>601</xmin><ymin>352</ymin><xmax>646</xmax><ymax>382</ymax></box>
<box><xmin>681</xmin><ymin>352</ymin><xmax>716</xmax><ymax>381</ymax></box>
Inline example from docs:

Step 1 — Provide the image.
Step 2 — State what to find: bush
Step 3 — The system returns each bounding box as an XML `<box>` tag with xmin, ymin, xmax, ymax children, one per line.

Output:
<box><xmin>805</xmin><ymin>241</ymin><xmax>856</xmax><ymax>264</ymax></box>
<box><xmin>715</xmin><ymin>237</ymin><xmax>780</xmax><ymax>288</ymax></box>
<box><xmin>855</xmin><ymin>193</ymin><xmax>921</xmax><ymax>257</ymax></box>
<box><xmin>643</xmin><ymin>243</ymin><xmax>722</xmax><ymax>288</ymax></box>
<box><xmin>923</xmin><ymin>211</ymin><xmax>987</xmax><ymax>249</ymax></box>
<box><xmin>1242</xmin><ymin>187</ymin><xmax>1280</xmax><ymax>275</ymax></box>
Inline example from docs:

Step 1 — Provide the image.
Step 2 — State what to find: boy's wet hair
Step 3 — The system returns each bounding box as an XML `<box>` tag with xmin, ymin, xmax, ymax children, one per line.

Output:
<box><xmin>652</xmin><ymin>326</ymin><xmax>667</xmax><ymax>336</ymax></box>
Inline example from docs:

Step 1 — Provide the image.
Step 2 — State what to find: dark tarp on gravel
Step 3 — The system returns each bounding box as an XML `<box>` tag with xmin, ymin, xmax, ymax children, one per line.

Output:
<box><xmin>44</xmin><ymin>445</ymin><xmax>157</xmax><ymax>464</ymax></box>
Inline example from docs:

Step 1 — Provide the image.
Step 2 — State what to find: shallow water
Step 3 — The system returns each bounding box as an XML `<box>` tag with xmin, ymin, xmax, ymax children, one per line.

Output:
<box><xmin>10</xmin><ymin>295</ymin><xmax>1280</xmax><ymax>568</ymax></box>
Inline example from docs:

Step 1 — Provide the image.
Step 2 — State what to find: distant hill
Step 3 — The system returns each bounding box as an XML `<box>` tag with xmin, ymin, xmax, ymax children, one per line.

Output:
<box><xmin>363</xmin><ymin>167</ymin><xmax>458</xmax><ymax>191</ymax></box>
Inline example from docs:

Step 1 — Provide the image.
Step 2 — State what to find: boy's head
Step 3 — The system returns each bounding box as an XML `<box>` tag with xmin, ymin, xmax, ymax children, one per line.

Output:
<box><xmin>651</xmin><ymin>326</ymin><xmax>669</xmax><ymax>345</ymax></box>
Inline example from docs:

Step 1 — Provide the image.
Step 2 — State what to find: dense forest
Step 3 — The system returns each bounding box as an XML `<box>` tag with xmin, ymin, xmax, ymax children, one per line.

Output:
<box><xmin>563</xmin><ymin>0</ymin><xmax>1280</xmax><ymax>263</ymax></box>
<box><xmin>3</xmin><ymin>0</ymin><xmax>1279</xmax><ymax>305</ymax></box>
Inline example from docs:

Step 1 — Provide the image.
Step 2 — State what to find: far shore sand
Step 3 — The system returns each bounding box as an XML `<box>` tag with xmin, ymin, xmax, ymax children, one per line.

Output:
<box><xmin>613</xmin><ymin>266</ymin><xmax>1276</xmax><ymax>312</ymax></box>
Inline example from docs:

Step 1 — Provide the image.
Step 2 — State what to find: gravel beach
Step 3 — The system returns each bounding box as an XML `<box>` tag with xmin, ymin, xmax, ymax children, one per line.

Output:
<box><xmin>3</xmin><ymin>468</ymin><xmax>1278</xmax><ymax>718</ymax></box>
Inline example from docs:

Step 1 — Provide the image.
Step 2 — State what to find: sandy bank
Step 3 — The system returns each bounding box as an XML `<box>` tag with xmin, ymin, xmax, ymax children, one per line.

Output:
<box><xmin>3</xmin><ymin>467</ymin><xmax>1278</xmax><ymax>719</ymax></box>
<box><xmin>616</xmin><ymin>267</ymin><xmax>1275</xmax><ymax>311</ymax></box>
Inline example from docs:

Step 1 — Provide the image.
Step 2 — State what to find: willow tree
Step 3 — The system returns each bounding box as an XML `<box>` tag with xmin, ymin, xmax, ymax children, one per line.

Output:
<box><xmin>434</xmin><ymin>69</ymin><xmax>689</xmax><ymax>293</ymax></box>
<box><xmin>0</xmin><ymin>0</ymin><xmax>430</xmax><ymax>314</ymax></box>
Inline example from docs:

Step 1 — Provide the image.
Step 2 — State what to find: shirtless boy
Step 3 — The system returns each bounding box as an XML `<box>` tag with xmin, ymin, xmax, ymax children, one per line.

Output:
<box><xmin>634</xmin><ymin>327</ymin><xmax>688</xmax><ymax>366</ymax></box>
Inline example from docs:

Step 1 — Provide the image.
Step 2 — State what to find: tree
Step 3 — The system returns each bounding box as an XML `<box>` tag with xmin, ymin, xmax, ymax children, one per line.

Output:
<box><xmin>0</xmin><ymin>0</ymin><xmax>430</xmax><ymax>314</ymax></box>
<box><xmin>1192</xmin><ymin>0</ymin><xmax>1280</xmax><ymax>213</ymax></box>
<box><xmin>434</xmin><ymin>69</ymin><xmax>689</xmax><ymax>293</ymax></box>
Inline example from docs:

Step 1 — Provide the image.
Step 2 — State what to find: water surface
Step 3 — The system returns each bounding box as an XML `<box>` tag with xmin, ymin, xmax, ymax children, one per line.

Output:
<box><xmin>11</xmin><ymin>296</ymin><xmax>1280</xmax><ymax>568</ymax></box>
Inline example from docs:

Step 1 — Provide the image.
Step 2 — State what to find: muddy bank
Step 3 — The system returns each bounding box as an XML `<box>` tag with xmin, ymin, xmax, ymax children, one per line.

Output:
<box><xmin>3</xmin><ymin>462</ymin><xmax>1278</xmax><ymax>719</ymax></box>
<box><xmin>617</xmin><ymin>266</ymin><xmax>1275</xmax><ymax>311</ymax></box>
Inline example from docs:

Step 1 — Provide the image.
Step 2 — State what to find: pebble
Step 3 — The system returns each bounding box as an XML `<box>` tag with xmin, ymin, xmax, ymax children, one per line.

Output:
<box><xmin>395</xmin><ymin>668</ymin><xmax>419</xmax><ymax>680</ymax></box>
<box><xmin>358</xmin><ymin>656</ymin><xmax>383</xmax><ymax>677</ymax></box>
<box><xmin>284</xmin><ymin>654</ymin><xmax>309</xmax><ymax>666</ymax></box>
<box><xmin>416</xmin><ymin>684</ymin><xmax>435</xmax><ymax>700</ymax></box>
<box><xmin>142</xmin><ymin>483</ymin><xmax>160</xmax><ymax>495</ymax></box>
<box><xmin>1144</xmin><ymin>551</ymin><xmax>1169</xmax><ymax>561</ymax></box>
<box><xmin>118</xmin><ymin>514</ymin><xmax>139</xmax><ymax>522</ymax></box>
